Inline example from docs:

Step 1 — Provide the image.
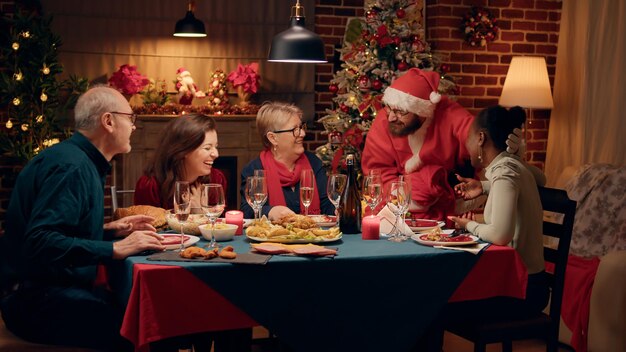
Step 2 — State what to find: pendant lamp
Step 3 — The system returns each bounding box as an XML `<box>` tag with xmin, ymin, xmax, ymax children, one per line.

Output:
<box><xmin>173</xmin><ymin>0</ymin><xmax>207</xmax><ymax>38</ymax></box>
<box><xmin>268</xmin><ymin>0</ymin><xmax>327</xmax><ymax>63</ymax></box>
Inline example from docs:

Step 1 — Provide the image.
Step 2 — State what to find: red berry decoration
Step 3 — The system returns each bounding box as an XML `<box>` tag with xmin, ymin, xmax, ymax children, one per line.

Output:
<box><xmin>396</xmin><ymin>8</ymin><xmax>406</xmax><ymax>19</ymax></box>
<box><xmin>340</xmin><ymin>104</ymin><xmax>350</xmax><ymax>113</ymax></box>
<box><xmin>329</xmin><ymin>84</ymin><xmax>339</xmax><ymax>94</ymax></box>
<box><xmin>371</xmin><ymin>79</ymin><xmax>383</xmax><ymax>91</ymax></box>
<box><xmin>397</xmin><ymin>61</ymin><xmax>409</xmax><ymax>71</ymax></box>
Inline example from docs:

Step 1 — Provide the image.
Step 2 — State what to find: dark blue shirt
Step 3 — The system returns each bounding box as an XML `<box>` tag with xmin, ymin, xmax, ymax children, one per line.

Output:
<box><xmin>240</xmin><ymin>151</ymin><xmax>335</xmax><ymax>218</ymax></box>
<box><xmin>3</xmin><ymin>132</ymin><xmax>114</xmax><ymax>286</ymax></box>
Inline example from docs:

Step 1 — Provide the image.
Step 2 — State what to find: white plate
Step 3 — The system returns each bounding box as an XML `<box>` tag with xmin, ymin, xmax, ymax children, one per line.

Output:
<box><xmin>243</xmin><ymin>219</ymin><xmax>254</xmax><ymax>228</ymax></box>
<box><xmin>160</xmin><ymin>234</ymin><xmax>200</xmax><ymax>250</ymax></box>
<box><xmin>246</xmin><ymin>233</ymin><xmax>342</xmax><ymax>244</ymax></box>
<box><xmin>307</xmin><ymin>215</ymin><xmax>337</xmax><ymax>227</ymax></box>
<box><xmin>411</xmin><ymin>232</ymin><xmax>478</xmax><ymax>247</ymax></box>
<box><xmin>405</xmin><ymin>219</ymin><xmax>445</xmax><ymax>232</ymax></box>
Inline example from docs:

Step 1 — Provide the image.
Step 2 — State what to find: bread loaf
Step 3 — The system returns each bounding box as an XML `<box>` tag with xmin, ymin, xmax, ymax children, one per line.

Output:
<box><xmin>113</xmin><ymin>205</ymin><xmax>167</xmax><ymax>229</ymax></box>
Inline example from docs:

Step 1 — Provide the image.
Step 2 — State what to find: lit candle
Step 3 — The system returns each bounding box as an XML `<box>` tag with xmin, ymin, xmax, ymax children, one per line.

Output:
<box><xmin>361</xmin><ymin>216</ymin><xmax>380</xmax><ymax>240</ymax></box>
<box><xmin>225</xmin><ymin>210</ymin><xmax>244</xmax><ymax>235</ymax></box>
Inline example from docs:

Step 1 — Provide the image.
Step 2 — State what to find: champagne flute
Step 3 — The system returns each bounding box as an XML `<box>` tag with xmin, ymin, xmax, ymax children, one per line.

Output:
<box><xmin>326</xmin><ymin>173</ymin><xmax>347</xmax><ymax>227</ymax></box>
<box><xmin>173</xmin><ymin>181</ymin><xmax>191</xmax><ymax>252</ymax></box>
<box><xmin>201</xmin><ymin>183</ymin><xmax>225</xmax><ymax>248</ymax></box>
<box><xmin>300</xmin><ymin>169</ymin><xmax>315</xmax><ymax>216</ymax></box>
<box><xmin>362</xmin><ymin>174</ymin><xmax>382</xmax><ymax>217</ymax></box>
<box><xmin>245</xmin><ymin>176</ymin><xmax>267</xmax><ymax>220</ymax></box>
<box><xmin>386</xmin><ymin>180</ymin><xmax>410</xmax><ymax>242</ymax></box>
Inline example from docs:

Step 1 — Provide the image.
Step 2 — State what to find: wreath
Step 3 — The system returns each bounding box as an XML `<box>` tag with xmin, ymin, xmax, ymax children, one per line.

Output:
<box><xmin>461</xmin><ymin>6</ymin><xmax>498</xmax><ymax>47</ymax></box>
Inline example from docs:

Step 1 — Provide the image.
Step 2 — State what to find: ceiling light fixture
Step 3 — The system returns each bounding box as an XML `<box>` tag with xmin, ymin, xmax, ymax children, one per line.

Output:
<box><xmin>173</xmin><ymin>0</ymin><xmax>207</xmax><ymax>38</ymax></box>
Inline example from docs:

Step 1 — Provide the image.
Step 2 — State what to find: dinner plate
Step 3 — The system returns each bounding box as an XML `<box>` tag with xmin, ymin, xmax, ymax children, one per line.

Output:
<box><xmin>411</xmin><ymin>231</ymin><xmax>478</xmax><ymax>247</ymax></box>
<box><xmin>160</xmin><ymin>234</ymin><xmax>200</xmax><ymax>250</ymax></box>
<box><xmin>405</xmin><ymin>219</ymin><xmax>445</xmax><ymax>232</ymax></box>
<box><xmin>243</xmin><ymin>219</ymin><xmax>253</xmax><ymax>228</ymax></box>
<box><xmin>246</xmin><ymin>233</ymin><xmax>342</xmax><ymax>244</ymax></box>
<box><xmin>307</xmin><ymin>214</ymin><xmax>337</xmax><ymax>227</ymax></box>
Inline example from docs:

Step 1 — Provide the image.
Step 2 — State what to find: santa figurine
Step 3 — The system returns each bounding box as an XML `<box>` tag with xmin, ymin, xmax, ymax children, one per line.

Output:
<box><xmin>175</xmin><ymin>68</ymin><xmax>205</xmax><ymax>105</ymax></box>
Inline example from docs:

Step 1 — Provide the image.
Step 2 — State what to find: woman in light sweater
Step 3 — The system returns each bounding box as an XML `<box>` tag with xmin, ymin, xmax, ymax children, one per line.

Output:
<box><xmin>449</xmin><ymin>105</ymin><xmax>548</xmax><ymax>314</ymax></box>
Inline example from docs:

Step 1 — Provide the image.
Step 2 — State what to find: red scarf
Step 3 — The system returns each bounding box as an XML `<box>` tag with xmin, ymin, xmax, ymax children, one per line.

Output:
<box><xmin>260</xmin><ymin>149</ymin><xmax>321</xmax><ymax>214</ymax></box>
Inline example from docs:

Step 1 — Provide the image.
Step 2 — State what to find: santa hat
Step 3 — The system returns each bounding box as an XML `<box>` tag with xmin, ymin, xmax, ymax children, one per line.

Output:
<box><xmin>176</xmin><ymin>67</ymin><xmax>189</xmax><ymax>75</ymax></box>
<box><xmin>382</xmin><ymin>68</ymin><xmax>442</xmax><ymax>118</ymax></box>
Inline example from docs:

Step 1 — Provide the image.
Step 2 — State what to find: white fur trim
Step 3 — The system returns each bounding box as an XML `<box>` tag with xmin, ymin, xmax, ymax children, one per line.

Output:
<box><xmin>383</xmin><ymin>87</ymin><xmax>436</xmax><ymax>118</ymax></box>
<box><xmin>404</xmin><ymin>117</ymin><xmax>433</xmax><ymax>174</ymax></box>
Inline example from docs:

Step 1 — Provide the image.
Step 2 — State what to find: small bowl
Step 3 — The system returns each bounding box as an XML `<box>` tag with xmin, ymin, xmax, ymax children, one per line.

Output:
<box><xmin>199</xmin><ymin>223</ymin><xmax>237</xmax><ymax>242</ymax></box>
<box><xmin>166</xmin><ymin>208</ymin><xmax>208</xmax><ymax>236</ymax></box>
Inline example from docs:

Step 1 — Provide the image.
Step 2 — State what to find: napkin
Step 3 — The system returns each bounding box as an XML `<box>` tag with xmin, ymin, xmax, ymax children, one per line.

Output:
<box><xmin>433</xmin><ymin>242</ymin><xmax>489</xmax><ymax>255</ymax></box>
<box><xmin>377</xmin><ymin>204</ymin><xmax>414</xmax><ymax>237</ymax></box>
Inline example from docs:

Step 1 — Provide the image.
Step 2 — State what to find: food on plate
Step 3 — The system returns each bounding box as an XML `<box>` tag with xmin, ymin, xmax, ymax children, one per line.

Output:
<box><xmin>246</xmin><ymin>215</ymin><xmax>342</xmax><ymax>242</ymax></box>
<box><xmin>160</xmin><ymin>234</ymin><xmax>190</xmax><ymax>245</ymax></box>
<box><xmin>420</xmin><ymin>227</ymin><xmax>474</xmax><ymax>243</ymax></box>
<box><xmin>166</xmin><ymin>213</ymin><xmax>209</xmax><ymax>235</ymax></box>
<box><xmin>308</xmin><ymin>214</ymin><xmax>335</xmax><ymax>223</ymax></box>
<box><xmin>218</xmin><ymin>245</ymin><xmax>237</xmax><ymax>259</ymax></box>
<box><xmin>406</xmin><ymin>219</ymin><xmax>439</xmax><ymax>228</ymax></box>
<box><xmin>179</xmin><ymin>246</ymin><xmax>227</xmax><ymax>260</ymax></box>
<box><xmin>251</xmin><ymin>243</ymin><xmax>337</xmax><ymax>256</ymax></box>
<box><xmin>114</xmin><ymin>205</ymin><xmax>167</xmax><ymax>230</ymax></box>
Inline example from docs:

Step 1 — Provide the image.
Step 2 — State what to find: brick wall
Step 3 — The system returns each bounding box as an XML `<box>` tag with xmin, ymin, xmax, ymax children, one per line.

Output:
<box><xmin>312</xmin><ymin>0</ymin><xmax>562</xmax><ymax>170</ymax></box>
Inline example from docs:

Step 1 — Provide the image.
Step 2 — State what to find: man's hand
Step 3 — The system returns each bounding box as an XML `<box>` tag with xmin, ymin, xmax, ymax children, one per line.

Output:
<box><xmin>268</xmin><ymin>206</ymin><xmax>295</xmax><ymax>222</ymax></box>
<box><xmin>104</xmin><ymin>215</ymin><xmax>156</xmax><ymax>238</ymax></box>
<box><xmin>505</xmin><ymin>127</ymin><xmax>526</xmax><ymax>157</ymax></box>
<box><xmin>454</xmin><ymin>174</ymin><xmax>483</xmax><ymax>200</ymax></box>
<box><xmin>112</xmin><ymin>231</ymin><xmax>165</xmax><ymax>260</ymax></box>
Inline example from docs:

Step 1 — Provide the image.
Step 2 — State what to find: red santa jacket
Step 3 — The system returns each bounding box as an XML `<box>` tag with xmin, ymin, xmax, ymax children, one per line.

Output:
<box><xmin>362</xmin><ymin>97</ymin><xmax>474</xmax><ymax>219</ymax></box>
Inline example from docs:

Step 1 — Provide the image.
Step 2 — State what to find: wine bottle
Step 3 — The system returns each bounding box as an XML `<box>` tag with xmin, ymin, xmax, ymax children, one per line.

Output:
<box><xmin>339</xmin><ymin>154</ymin><xmax>361</xmax><ymax>234</ymax></box>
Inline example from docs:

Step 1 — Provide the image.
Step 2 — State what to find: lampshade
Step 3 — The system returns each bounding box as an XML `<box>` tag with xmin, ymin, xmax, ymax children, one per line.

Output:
<box><xmin>499</xmin><ymin>56</ymin><xmax>553</xmax><ymax>109</ymax></box>
<box><xmin>173</xmin><ymin>1</ymin><xmax>206</xmax><ymax>38</ymax></box>
<box><xmin>268</xmin><ymin>0</ymin><xmax>327</xmax><ymax>63</ymax></box>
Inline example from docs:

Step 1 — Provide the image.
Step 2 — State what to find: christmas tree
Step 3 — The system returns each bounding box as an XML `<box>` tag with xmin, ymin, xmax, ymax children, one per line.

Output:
<box><xmin>0</xmin><ymin>2</ymin><xmax>87</xmax><ymax>162</ymax></box>
<box><xmin>316</xmin><ymin>0</ymin><xmax>456</xmax><ymax>173</ymax></box>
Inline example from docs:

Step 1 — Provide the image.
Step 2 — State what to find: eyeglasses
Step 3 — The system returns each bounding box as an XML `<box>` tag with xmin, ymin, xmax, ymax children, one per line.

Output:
<box><xmin>110</xmin><ymin>111</ymin><xmax>137</xmax><ymax>125</ymax></box>
<box><xmin>271</xmin><ymin>122</ymin><xmax>307</xmax><ymax>137</ymax></box>
<box><xmin>384</xmin><ymin>106</ymin><xmax>410</xmax><ymax>117</ymax></box>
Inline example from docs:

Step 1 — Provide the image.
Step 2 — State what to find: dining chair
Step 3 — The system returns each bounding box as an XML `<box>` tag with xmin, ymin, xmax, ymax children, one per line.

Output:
<box><xmin>445</xmin><ymin>186</ymin><xmax>576</xmax><ymax>352</ymax></box>
<box><xmin>110</xmin><ymin>185</ymin><xmax>135</xmax><ymax>212</ymax></box>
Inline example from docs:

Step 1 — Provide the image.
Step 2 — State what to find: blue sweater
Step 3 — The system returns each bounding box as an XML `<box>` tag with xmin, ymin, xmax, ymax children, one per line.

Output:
<box><xmin>240</xmin><ymin>151</ymin><xmax>335</xmax><ymax>218</ymax></box>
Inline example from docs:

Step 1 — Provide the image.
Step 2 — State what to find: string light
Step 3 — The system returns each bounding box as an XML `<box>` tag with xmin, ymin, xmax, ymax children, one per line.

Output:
<box><xmin>13</xmin><ymin>71</ymin><xmax>23</xmax><ymax>81</ymax></box>
<box><xmin>5</xmin><ymin>120</ymin><xmax>13</xmax><ymax>129</ymax></box>
<box><xmin>12</xmin><ymin>98</ymin><xmax>21</xmax><ymax>106</ymax></box>
<box><xmin>36</xmin><ymin>115</ymin><xmax>44</xmax><ymax>123</ymax></box>
<box><xmin>42</xmin><ymin>64</ymin><xmax>50</xmax><ymax>75</ymax></box>
<box><xmin>21</xmin><ymin>124</ymin><xmax>29</xmax><ymax>131</ymax></box>
<box><xmin>12</xmin><ymin>42</ymin><xmax>19</xmax><ymax>50</ymax></box>
<box><xmin>40</xmin><ymin>92</ymin><xmax>48</xmax><ymax>102</ymax></box>
<box><xmin>21</xmin><ymin>31</ymin><xmax>31</xmax><ymax>38</ymax></box>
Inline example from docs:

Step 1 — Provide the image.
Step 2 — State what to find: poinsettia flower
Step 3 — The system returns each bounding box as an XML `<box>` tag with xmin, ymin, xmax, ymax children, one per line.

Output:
<box><xmin>108</xmin><ymin>64</ymin><xmax>149</xmax><ymax>95</ymax></box>
<box><xmin>227</xmin><ymin>62</ymin><xmax>261</xmax><ymax>94</ymax></box>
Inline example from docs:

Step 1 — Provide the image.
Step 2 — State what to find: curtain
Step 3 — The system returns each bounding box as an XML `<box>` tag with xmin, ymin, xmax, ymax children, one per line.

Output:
<box><xmin>42</xmin><ymin>0</ymin><xmax>317</xmax><ymax>119</ymax></box>
<box><xmin>545</xmin><ymin>0</ymin><xmax>626</xmax><ymax>184</ymax></box>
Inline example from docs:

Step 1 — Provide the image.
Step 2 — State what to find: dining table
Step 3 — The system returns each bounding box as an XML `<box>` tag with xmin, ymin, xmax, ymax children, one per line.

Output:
<box><xmin>108</xmin><ymin>233</ymin><xmax>528</xmax><ymax>352</ymax></box>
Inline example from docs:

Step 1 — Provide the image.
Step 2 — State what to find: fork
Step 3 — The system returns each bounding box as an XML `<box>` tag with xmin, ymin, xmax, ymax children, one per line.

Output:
<box><xmin>450</xmin><ymin>228</ymin><xmax>469</xmax><ymax>237</ymax></box>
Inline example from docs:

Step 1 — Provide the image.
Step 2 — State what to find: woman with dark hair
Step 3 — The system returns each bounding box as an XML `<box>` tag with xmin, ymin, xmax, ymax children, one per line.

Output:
<box><xmin>134</xmin><ymin>113</ymin><xmax>227</xmax><ymax>209</ymax></box>
<box><xmin>449</xmin><ymin>104</ymin><xmax>548</xmax><ymax>313</ymax></box>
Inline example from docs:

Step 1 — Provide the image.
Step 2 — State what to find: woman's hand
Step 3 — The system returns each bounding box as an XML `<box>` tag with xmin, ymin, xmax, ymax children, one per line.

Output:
<box><xmin>447</xmin><ymin>215</ymin><xmax>471</xmax><ymax>230</ymax></box>
<box><xmin>104</xmin><ymin>215</ymin><xmax>157</xmax><ymax>238</ymax></box>
<box><xmin>268</xmin><ymin>206</ymin><xmax>295</xmax><ymax>222</ymax></box>
<box><xmin>112</xmin><ymin>231</ymin><xmax>165</xmax><ymax>259</ymax></box>
<box><xmin>454</xmin><ymin>174</ymin><xmax>483</xmax><ymax>200</ymax></box>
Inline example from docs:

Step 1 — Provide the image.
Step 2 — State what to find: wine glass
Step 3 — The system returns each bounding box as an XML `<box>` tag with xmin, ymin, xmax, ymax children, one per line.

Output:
<box><xmin>326</xmin><ymin>173</ymin><xmax>347</xmax><ymax>227</ymax></box>
<box><xmin>201</xmin><ymin>183</ymin><xmax>225</xmax><ymax>248</ymax></box>
<box><xmin>362</xmin><ymin>174</ymin><xmax>382</xmax><ymax>217</ymax></box>
<box><xmin>254</xmin><ymin>169</ymin><xmax>265</xmax><ymax>178</ymax></box>
<box><xmin>173</xmin><ymin>181</ymin><xmax>191</xmax><ymax>252</ymax></box>
<box><xmin>386</xmin><ymin>180</ymin><xmax>410</xmax><ymax>242</ymax></box>
<box><xmin>300</xmin><ymin>169</ymin><xmax>315</xmax><ymax>216</ymax></box>
<box><xmin>245</xmin><ymin>176</ymin><xmax>267</xmax><ymax>220</ymax></box>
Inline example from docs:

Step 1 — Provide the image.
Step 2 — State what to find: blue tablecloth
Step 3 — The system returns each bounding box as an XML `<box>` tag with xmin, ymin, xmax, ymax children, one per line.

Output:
<box><xmin>111</xmin><ymin>234</ymin><xmax>482</xmax><ymax>352</ymax></box>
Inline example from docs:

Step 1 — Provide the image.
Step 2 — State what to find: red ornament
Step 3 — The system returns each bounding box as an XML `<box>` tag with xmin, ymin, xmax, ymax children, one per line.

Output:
<box><xmin>393</xmin><ymin>37</ymin><xmax>401</xmax><ymax>46</ymax></box>
<box><xmin>358</xmin><ymin>75</ymin><xmax>370</xmax><ymax>89</ymax></box>
<box><xmin>440</xmin><ymin>64</ymin><xmax>450</xmax><ymax>74</ymax></box>
<box><xmin>366</xmin><ymin>10</ymin><xmax>377</xmax><ymax>20</ymax></box>
<box><xmin>340</xmin><ymin>104</ymin><xmax>350</xmax><ymax>113</ymax></box>
<box><xmin>371</xmin><ymin>79</ymin><xmax>383</xmax><ymax>91</ymax></box>
<box><xmin>329</xmin><ymin>84</ymin><xmax>339</xmax><ymax>94</ymax></box>
<box><xmin>397</xmin><ymin>61</ymin><xmax>409</xmax><ymax>71</ymax></box>
<box><xmin>361</xmin><ymin>111</ymin><xmax>371</xmax><ymax>119</ymax></box>
<box><xmin>396</xmin><ymin>8</ymin><xmax>406</xmax><ymax>19</ymax></box>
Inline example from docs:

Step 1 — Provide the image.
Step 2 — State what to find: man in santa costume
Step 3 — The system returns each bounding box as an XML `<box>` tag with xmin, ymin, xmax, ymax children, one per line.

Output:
<box><xmin>363</xmin><ymin>68</ymin><xmax>476</xmax><ymax>220</ymax></box>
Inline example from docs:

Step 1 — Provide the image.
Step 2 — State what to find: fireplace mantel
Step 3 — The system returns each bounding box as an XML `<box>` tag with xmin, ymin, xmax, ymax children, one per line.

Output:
<box><xmin>113</xmin><ymin>114</ymin><xmax>263</xmax><ymax>209</ymax></box>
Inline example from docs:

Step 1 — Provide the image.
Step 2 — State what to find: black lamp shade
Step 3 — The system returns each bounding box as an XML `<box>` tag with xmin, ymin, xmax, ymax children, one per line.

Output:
<box><xmin>268</xmin><ymin>17</ymin><xmax>326</xmax><ymax>63</ymax></box>
<box><xmin>173</xmin><ymin>11</ymin><xmax>206</xmax><ymax>37</ymax></box>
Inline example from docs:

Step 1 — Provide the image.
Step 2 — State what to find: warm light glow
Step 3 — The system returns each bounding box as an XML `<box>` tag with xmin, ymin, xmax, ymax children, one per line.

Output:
<box><xmin>499</xmin><ymin>56</ymin><xmax>554</xmax><ymax>109</ymax></box>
